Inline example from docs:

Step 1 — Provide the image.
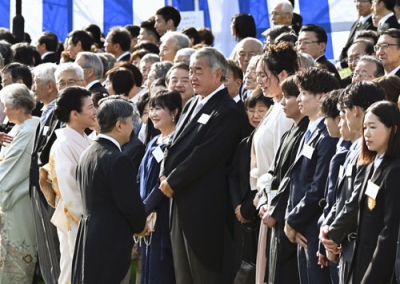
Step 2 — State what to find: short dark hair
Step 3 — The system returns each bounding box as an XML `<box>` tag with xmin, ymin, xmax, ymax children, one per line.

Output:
<box><xmin>132</xmin><ymin>41</ymin><xmax>160</xmax><ymax>55</ymax></box>
<box><xmin>91</xmin><ymin>92</ymin><xmax>107</xmax><ymax>108</ymax></box>
<box><xmin>245</xmin><ymin>88</ymin><xmax>274</xmax><ymax>109</ymax></box>
<box><xmin>181</xmin><ymin>27</ymin><xmax>201</xmax><ymax>45</ymax></box>
<box><xmin>124</xmin><ymin>25</ymin><xmax>140</xmax><ymax>38</ymax></box>
<box><xmin>0</xmin><ymin>40</ymin><xmax>13</xmax><ymax>65</ymax></box>
<box><xmin>260</xmin><ymin>42</ymin><xmax>298</xmax><ymax>79</ymax></box>
<box><xmin>373</xmin><ymin>75</ymin><xmax>400</xmax><ymax>104</ymax></box>
<box><xmin>1</xmin><ymin>62</ymin><xmax>33</xmax><ymax>89</ymax></box>
<box><xmin>54</xmin><ymin>86</ymin><xmax>91</xmax><ymax>123</ymax></box>
<box><xmin>84</xmin><ymin>24</ymin><xmax>103</xmax><ymax>48</ymax></box>
<box><xmin>38</xmin><ymin>32</ymin><xmax>59</xmax><ymax>52</ymax></box>
<box><xmin>231</xmin><ymin>13</ymin><xmax>256</xmax><ymax>41</ymax></box>
<box><xmin>156</xmin><ymin>6</ymin><xmax>181</xmax><ymax>28</ymax></box>
<box><xmin>11</xmin><ymin>43</ymin><xmax>35</xmax><ymax>66</ymax></box>
<box><xmin>136</xmin><ymin>92</ymin><xmax>149</xmax><ymax>116</ymax></box>
<box><xmin>360</xmin><ymin>101</ymin><xmax>400</xmax><ymax>164</ymax></box>
<box><xmin>108</xmin><ymin>27</ymin><xmax>131</xmax><ymax>52</ymax></box>
<box><xmin>114</xmin><ymin>61</ymin><xmax>143</xmax><ymax>87</ymax></box>
<box><xmin>379</xmin><ymin>28</ymin><xmax>400</xmax><ymax>47</ymax></box>
<box><xmin>321</xmin><ymin>89</ymin><xmax>341</xmax><ymax>118</ymax></box>
<box><xmin>149</xmin><ymin>90</ymin><xmax>182</xmax><ymax>121</ymax></box>
<box><xmin>275</xmin><ymin>32</ymin><xmax>298</xmax><ymax>45</ymax></box>
<box><xmin>106</xmin><ymin>68</ymin><xmax>134</xmax><ymax>97</ymax></box>
<box><xmin>295</xmin><ymin>67</ymin><xmax>339</xmax><ymax>94</ymax></box>
<box><xmin>355</xmin><ymin>30</ymin><xmax>379</xmax><ymax>45</ymax></box>
<box><xmin>358</xmin><ymin>55</ymin><xmax>385</xmax><ymax>78</ymax></box>
<box><xmin>227</xmin><ymin>60</ymin><xmax>243</xmax><ymax>81</ymax></box>
<box><xmin>165</xmin><ymin>63</ymin><xmax>189</xmax><ymax>84</ymax></box>
<box><xmin>97</xmin><ymin>95</ymin><xmax>133</xmax><ymax>133</ymax></box>
<box><xmin>352</xmin><ymin>39</ymin><xmax>375</xmax><ymax>55</ymax></box>
<box><xmin>342</xmin><ymin>81</ymin><xmax>385</xmax><ymax>111</ymax></box>
<box><xmin>0</xmin><ymin>28</ymin><xmax>16</xmax><ymax>44</ymax></box>
<box><xmin>300</xmin><ymin>24</ymin><xmax>328</xmax><ymax>44</ymax></box>
<box><xmin>281</xmin><ymin>75</ymin><xmax>300</xmax><ymax>97</ymax></box>
<box><xmin>140</xmin><ymin>20</ymin><xmax>160</xmax><ymax>42</ymax></box>
<box><xmin>380</xmin><ymin>0</ymin><xmax>396</xmax><ymax>11</ymax></box>
<box><xmin>264</xmin><ymin>25</ymin><xmax>295</xmax><ymax>42</ymax></box>
<box><xmin>197</xmin><ymin>28</ymin><xmax>214</xmax><ymax>46</ymax></box>
<box><xmin>68</xmin><ymin>30</ymin><xmax>93</xmax><ymax>51</ymax></box>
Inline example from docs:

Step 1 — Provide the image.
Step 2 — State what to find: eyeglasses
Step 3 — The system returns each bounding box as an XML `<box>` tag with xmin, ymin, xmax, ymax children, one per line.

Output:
<box><xmin>295</xmin><ymin>40</ymin><xmax>320</xmax><ymax>46</ymax></box>
<box><xmin>353</xmin><ymin>72</ymin><xmax>373</xmax><ymax>79</ymax></box>
<box><xmin>57</xmin><ymin>79</ymin><xmax>83</xmax><ymax>88</ymax></box>
<box><xmin>247</xmin><ymin>109</ymin><xmax>268</xmax><ymax>117</ymax></box>
<box><xmin>347</xmin><ymin>55</ymin><xmax>362</xmax><ymax>63</ymax></box>
<box><xmin>374</xmin><ymin>43</ymin><xmax>398</xmax><ymax>51</ymax></box>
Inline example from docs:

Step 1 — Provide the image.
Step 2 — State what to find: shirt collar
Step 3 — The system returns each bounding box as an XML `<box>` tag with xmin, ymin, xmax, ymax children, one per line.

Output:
<box><xmin>233</xmin><ymin>94</ymin><xmax>241</xmax><ymax>103</ymax></box>
<box><xmin>116</xmin><ymin>51</ymin><xmax>130</xmax><ymax>62</ymax></box>
<box><xmin>359</xmin><ymin>14</ymin><xmax>372</xmax><ymax>25</ymax></box>
<box><xmin>97</xmin><ymin>133</ymin><xmax>121</xmax><ymax>151</ymax></box>
<box><xmin>86</xmin><ymin>79</ymin><xmax>100</xmax><ymax>90</ymax></box>
<box><xmin>197</xmin><ymin>84</ymin><xmax>225</xmax><ymax>106</ymax></box>
<box><xmin>379</xmin><ymin>12</ymin><xmax>394</xmax><ymax>28</ymax></box>
<box><xmin>387</xmin><ymin>65</ymin><xmax>400</xmax><ymax>75</ymax></box>
<box><xmin>41</xmin><ymin>51</ymin><xmax>54</xmax><ymax>60</ymax></box>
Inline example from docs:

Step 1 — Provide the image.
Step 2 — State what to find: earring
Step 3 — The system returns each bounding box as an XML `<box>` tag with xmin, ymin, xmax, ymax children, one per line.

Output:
<box><xmin>172</xmin><ymin>116</ymin><xmax>175</xmax><ymax>122</ymax></box>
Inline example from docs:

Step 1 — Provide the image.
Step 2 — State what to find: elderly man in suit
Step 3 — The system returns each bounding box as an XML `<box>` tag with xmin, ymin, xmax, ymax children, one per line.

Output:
<box><xmin>159</xmin><ymin>47</ymin><xmax>239</xmax><ymax>284</ymax></box>
<box><xmin>284</xmin><ymin>68</ymin><xmax>340</xmax><ymax>284</ymax></box>
<box><xmin>105</xmin><ymin>27</ymin><xmax>132</xmax><ymax>62</ymax></box>
<box><xmin>75</xmin><ymin>52</ymin><xmax>108</xmax><ymax>95</ymax></box>
<box><xmin>375</xmin><ymin>28</ymin><xmax>400</xmax><ymax>76</ymax></box>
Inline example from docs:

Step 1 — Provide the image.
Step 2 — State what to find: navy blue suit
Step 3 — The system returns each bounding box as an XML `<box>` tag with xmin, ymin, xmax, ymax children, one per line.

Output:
<box><xmin>286</xmin><ymin>118</ymin><xmax>338</xmax><ymax>284</ymax></box>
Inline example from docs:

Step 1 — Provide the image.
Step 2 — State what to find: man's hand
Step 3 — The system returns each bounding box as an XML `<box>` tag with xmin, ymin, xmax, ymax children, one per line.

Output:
<box><xmin>295</xmin><ymin>231</ymin><xmax>308</xmax><ymax>248</ymax></box>
<box><xmin>235</xmin><ymin>205</ymin><xmax>251</xmax><ymax>223</ymax></box>
<box><xmin>284</xmin><ymin>221</ymin><xmax>296</xmax><ymax>243</ymax></box>
<box><xmin>159</xmin><ymin>176</ymin><xmax>174</xmax><ymax>198</ymax></box>
<box><xmin>134</xmin><ymin>224</ymin><xmax>149</xmax><ymax>237</ymax></box>
<box><xmin>262</xmin><ymin>213</ymin><xmax>277</xmax><ymax>228</ymax></box>
<box><xmin>258</xmin><ymin>204</ymin><xmax>268</xmax><ymax>219</ymax></box>
<box><xmin>317</xmin><ymin>252</ymin><xmax>329</xmax><ymax>268</ymax></box>
<box><xmin>319</xmin><ymin>225</ymin><xmax>342</xmax><ymax>254</ymax></box>
<box><xmin>0</xmin><ymin>132</ymin><xmax>13</xmax><ymax>146</ymax></box>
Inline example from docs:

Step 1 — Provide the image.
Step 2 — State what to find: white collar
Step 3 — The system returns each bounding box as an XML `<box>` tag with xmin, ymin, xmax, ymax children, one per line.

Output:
<box><xmin>86</xmin><ymin>79</ymin><xmax>100</xmax><ymax>90</ymax></box>
<box><xmin>233</xmin><ymin>94</ymin><xmax>241</xmax><ymax>103</ymax></box>
<box><xmin>41</xmin><ymin>51</ymin><xmax>54</xmax><ymax>60</ymax></box>
<box><xmin>116</xmin><ymin>51</ymin><xmax>130</xmax><ymax>62</ymax></box>
<box><xmin>378</xmin><ymin>12</ymin><xmax>394</xmax><ymax>28</ymax></box>
<box><xmin>197</xmin><ymin>84</ymin><xmax>225</xmax><ymax>106</ymax></box>
<box><xmin>97</xmin><ymin>134</ymin><xmax>121</xmax><ymax>151</ymax></box>
<box><xmin>359</xmin><ymin>14</ymin><xmax>372</xmax><ymax>25</ymax></box>
<box><xmin>387</xmin><ymin>65</ymin><xmax>400</xmax><ymax>76</ymax></box>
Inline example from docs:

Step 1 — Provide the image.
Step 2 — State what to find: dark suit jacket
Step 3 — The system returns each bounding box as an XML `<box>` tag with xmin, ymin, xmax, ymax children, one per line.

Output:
<box><xmin>286</xmin><ymin>119</ymin><xmax>338</xmax><ymax>240</ymax></box>
<box><xmin>236</xmin><ymin>99</ymin><xmax>254</xmax><ymax>140</ymax></box>
<box><xmin>350</xmin><ymin>157</ymin><xmax>400</xmax><ymax>284</ymax></box>
<box><xmin>379</xmin><ymin>14</ymin><xmax>400</xmax><ymax>31</ymax></box>
<box><xmin>122</xmin><ymin>131</ymin><xmax>145</xmax><ymax>176</ymax></box>
<box><xmin>42</xmin><ymin>52</ymin><xmax>59</xmax><ymax>64</ymax></box>
<box><xmin>394</xmin><ymin>68</ymin><xmax>400</xmax><ymax>78</ymax></box>
<box><xmin>161</xmin><ymin>88</ymin><xmax>240</xmax><ymax>271</ymax></box>
<box><xmin>340</xmin><ymin>74</ymin><xmax>353</xmax><ymax>88</ymax></box>
<box><xmin>89</xmin><ymin>81</ymin><xmax>109</xmax><ymax>95</ymax></box>
<box><xmin>316</xmin><ymin>55</ymin><xmax>342</xmax><ymax>84</ymax></box>
<box><xmin>339</xmin><ymin>16</ymin><xmax>375</xmax><ymax>68</ymax></box>
<box><xmin>117</xmin><ymin>52</ymin><xmax>131</xmax><ymax>62</ymax></box>
<box><xmin>72</xmin><ymin>138</ymin><xmax>146</xmax><ymax>284</ymax></box>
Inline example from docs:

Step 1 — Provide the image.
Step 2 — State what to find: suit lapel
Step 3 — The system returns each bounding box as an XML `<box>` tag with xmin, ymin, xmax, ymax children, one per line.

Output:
<box><xmin>173</xmin><ymin>96</ymin><xmax>199</xmax><ymax>140</ymax></box>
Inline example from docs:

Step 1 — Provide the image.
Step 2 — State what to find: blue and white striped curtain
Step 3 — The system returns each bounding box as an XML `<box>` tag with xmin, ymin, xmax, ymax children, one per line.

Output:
<box><xmin>1</xmin><ymin>0</ymin><xmax>357</xmax><ymax>60</ymax></box>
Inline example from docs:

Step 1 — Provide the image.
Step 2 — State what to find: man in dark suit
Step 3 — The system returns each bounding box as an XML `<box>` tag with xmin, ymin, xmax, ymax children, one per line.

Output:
<box><xmin>284</xmin><ymin>68</ymin><xmax>339</xmax><ymax>284</ymax></box>
<box><xmin>159</xmin><ymin>47</ymin><xmax>240</xmax><ymax>284</ymax></box>
<box><xmin>75</xmin><ymin>52</ymin><xmax>108</xmax><ymax>95</ymax></box>
<box><xmin>105</xmin><ymin>27</ymin><xmax>132</xmax><ymax>62</ymax></box>
<box><xmin>375</xmin><ymin>28</ymin><xmax>400</xmax><ymax>76</ymax></box>
<box><xmin>319</xmin><ymin>82</ymin><xmax>385</xmax><ymax>283</ymax></box>
<box><xmin>296</xmin><ymin>24</ymin><xmax>342</xmax><ymax>84</ymax></box>
<box><xmin>72</xmin><ymin>96</ymin><xmax>146</xmax><ymax>284</ymax></box>
<box><xmin>36</xmin><ymin>32</ymin><xmax>59</xmax><ymax>64</ymax></box>
<box><xmin>338</xmin><ymin>0</ymin><xmax>375</xmax><ymax>69</ymax></box>
<box><xmin>352</xmin><ymin>55</ymin><xmax>385</xmax><ymax>83</ymax></box>
<box><xmin>30</xmin><ymin>63</ymin><xmax>61</xmax><ymax>284</ymax></box>
<box><xmin>374</xmin><ymin>0</ymin><xmax>400</xmax><ymax>31</ymax></box>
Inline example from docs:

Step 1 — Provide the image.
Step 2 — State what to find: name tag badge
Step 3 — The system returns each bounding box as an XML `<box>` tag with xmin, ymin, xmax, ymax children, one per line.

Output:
<box><xmin>345</xmin><ymin>163</ymin><xmax>354</xmax><ymax>177</ymax></box>
<box><xmin>338</xmin><ymin>165</ymin><xmax>345</xmax><ymax>179</ymax></box>
<box><xmin>43</xmin><ymin>126</ymin><xmax>50</xmax><ymax>136</ymax></box>
<box><xmin>302</xmin><ymin>144</ymin><xmax>314</xmax><ymax>160</ymax></box>
<box><xmin>270</xmin><ymin>190</ymin><xmax>278</xmax><ymax>200</ymax></box>
<box><xmin>365</xmin><ymin>180</ymin><xmax>380</xmax><ymax>199</ymax></box>
<box><xmin>152</xmin><ymin>146</ymin><xmax>164</xmax><ymax>163</ymax></box>
<box><xmin>197</xmin><ymin>113</ymin><xmax>211</xmax><ymax>125</ymax></box>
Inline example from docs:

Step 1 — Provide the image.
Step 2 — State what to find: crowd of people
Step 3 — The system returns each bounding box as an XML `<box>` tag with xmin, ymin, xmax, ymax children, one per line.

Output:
<box><xmin>1</xmin><ymin>0</ymin><xmax>400</xmax><ymax>283</ymax></box>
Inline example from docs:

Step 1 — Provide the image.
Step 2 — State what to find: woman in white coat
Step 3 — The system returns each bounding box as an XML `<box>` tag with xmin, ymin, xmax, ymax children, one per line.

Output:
<box><xmin>49</xmin><ymin>87</ymin><xmax>96</xmax><ymax>284</ymax></box>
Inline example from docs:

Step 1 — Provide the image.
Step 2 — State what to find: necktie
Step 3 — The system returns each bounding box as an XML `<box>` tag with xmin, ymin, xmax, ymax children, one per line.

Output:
<box><xmin>304</xmin><ymin>129</ymin><xmax>311</xmax><ymax>143</ymax></box>
<box><xmin>40</xmin><ymin>107</ymin><xmax>50</xmax><ymax>127</ymax></box>
<box><xmin>191</xmin><ymin>101</ymin><xmax>204</xmax><ymax>119</ymax></box>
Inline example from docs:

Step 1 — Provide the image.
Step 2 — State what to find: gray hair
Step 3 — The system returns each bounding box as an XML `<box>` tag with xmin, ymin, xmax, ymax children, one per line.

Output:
<box><xmin>297</xmin><ymin>52</ymin><xmax>316</xmax><ymax>70</ymax></box>
<box><xmin>239</xmin><ymin>38</ymin><xmax>263</xmax><ymax>54</ymax></box>
<box><xmin>275</xmin><ymin>0</ymin><xmax>294</xmax><ymax>13</ymax></box>
<box><xmin>358</xmin><ymin>55</ymin><xmax>385</xmax><ymax>78</ymax></box>
<box><xmin>76</xmin><ymin>52</ymin><xmax>104</xmax><ymax>80</ymax></box>
<box><xmin>141</xmin><ymin>53</ymin><xmax>160</xmax><ymax>64</ymax></box>
<box><xmin>97</xmin><ymin>95</ymin><xmax>133</xmax><ymax>133</ymax></box>
<box><xmin>0</xmin><ymin>83</ymin><xmax>36</xmax><ymax>114</ymax></box>
<box><xmin>33</xmin><ymin>62</ymin><xmax>57</xmax><ymax>85</ymax></box>
<box><xmin>174</xmin><ymin>48</ymin><xmax>196</xmax><ymax>65</ymax></box>
<box><xmin>97</xmin><ymin>53</ymin><xmax>116</xmax><ymax>78</ymax></box>
<box><xmin>54</xmin><ymin>62</ymin><xmax>84</xmax><ymax>81</ymax></box>
<box><xmin>190</xmin><ymin>47</ymin><xmax>228</xmax><ymax>81</ymax></box>
<box><xmin>149</xmin><ymin>61</ymin><xmax>173</xmax><ymax>79</ymax></box>
<box><xmin>161</xmin><ymin>31</ymin><xmax>190</xmax><ymax>51</ymax></box>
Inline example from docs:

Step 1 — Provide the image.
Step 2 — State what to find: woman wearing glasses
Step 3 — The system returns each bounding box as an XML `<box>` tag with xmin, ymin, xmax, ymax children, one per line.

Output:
<box><xmin>252</xmin><ymin>42</ymin><xmax>297</xmax><ymax>283</ymax></box>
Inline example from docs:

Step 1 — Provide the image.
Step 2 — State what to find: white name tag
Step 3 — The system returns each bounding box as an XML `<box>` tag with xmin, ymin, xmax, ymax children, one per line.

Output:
<box><xmin>365</xmin><ymin>180</ymin><xmax>380</xmax><ymax>200</ymax></box>
<box><xmin>152</xmin><ymin>146</ymin><xmax>164</xmax><ymax>163</ymax></box>
<box><xmin>270</xmin><ymin>190</ymin><xmax>278</xmax><ymax>200</ymax></box>
<box><xmin>345</xmin><ymin>163</ymin><xmax>353</xmax><ymax>177</ymax></box>
<box><xmin>338</xmin><ymin>165</ymin><xmax>344</xmax><ymax>179</ymax></box>
<box><xmin>302</xmin><ymin>144</ymin><xmax>314</xmax><ymax>160</ymax></box>
<box><xmin>43</xmin><ymin>126</ymin><xmax>49</xmax><ymax>136</ymax></box>
<box><xmin>197</xmin><ymin>113</ymin><xmax>211</xmax><ymax>125</ymax></box>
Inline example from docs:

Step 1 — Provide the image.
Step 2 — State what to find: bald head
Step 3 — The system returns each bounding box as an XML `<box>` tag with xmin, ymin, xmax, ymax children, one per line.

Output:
<box><xmin>237</xmin><ymin>38</ymin><xmax>263</xmax><ymax>72</ymax></box>
<box><xmin>271</xmin><ymin>1</ymin><xmax>293</xmax><ymax>26</ymax></box>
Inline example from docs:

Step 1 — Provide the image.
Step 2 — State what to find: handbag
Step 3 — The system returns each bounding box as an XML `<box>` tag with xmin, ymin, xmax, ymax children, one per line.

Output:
<box><xmin>38</xmin><ymin>163</ymin><xmax>56</xmax><ymax>208</ymax></box>
<box><xmin>234</xmin><ymin>260</ymin><xmax>256</xmax><ymax>284</ymax></box>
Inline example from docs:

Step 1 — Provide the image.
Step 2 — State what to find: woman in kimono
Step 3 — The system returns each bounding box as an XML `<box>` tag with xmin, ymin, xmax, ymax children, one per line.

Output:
<box><xmin>138</xmin><ymin>90</ymin><xmax>182</xmax><ymax>284</ymax></box>
<box><xmin>0</xmin><ymin>84</ymin><xmax>40</xmax><ymax>283</ymax></box>
<box><xmin>349</xmin><ymin>101</ymin><xmax>400</xmax><ymax>283</ymax></box>
<box><xmin>49</xmin><ymin>87</ymin><xmax>96</xmax><ymax>284</ymax></box>
<box><xmin>252</xmin><ymin>42</ymin><xmax>298</xmax><ymax>283</ymax></box>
